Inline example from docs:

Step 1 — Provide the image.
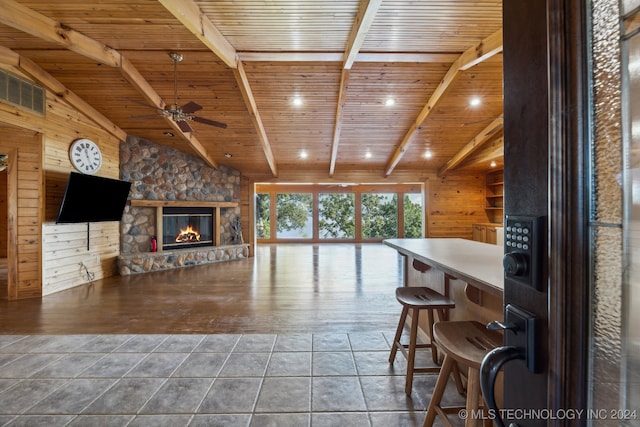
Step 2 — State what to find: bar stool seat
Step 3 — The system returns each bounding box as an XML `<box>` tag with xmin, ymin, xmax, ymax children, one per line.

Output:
<box><xmin>389</xmin><ymin>286</ymin><xmax>456</xmax><ymax>395</ymax></box>
<box><xmin>423</xmin><ymin>321</ymin><xmax>502</xmax><ymax>427</ymax></box>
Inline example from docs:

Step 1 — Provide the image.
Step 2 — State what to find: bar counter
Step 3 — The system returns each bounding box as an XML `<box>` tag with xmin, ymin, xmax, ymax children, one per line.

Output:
<box><xmin>383</xmin><ymin>238</ymin><xmax>504</xmax><ymax>297</ymax></box>
<box><xmin>383</xmin><ymin>238</ymin><xmax>505</xmax><ymax>326</ymax></box>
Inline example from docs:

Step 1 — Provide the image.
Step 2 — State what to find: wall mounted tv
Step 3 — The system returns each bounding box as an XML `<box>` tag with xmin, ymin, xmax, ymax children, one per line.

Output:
<box><xmin>56</xmin><ymin>172</ymin><xmax>132</xmax><ymax>223</ymax></box>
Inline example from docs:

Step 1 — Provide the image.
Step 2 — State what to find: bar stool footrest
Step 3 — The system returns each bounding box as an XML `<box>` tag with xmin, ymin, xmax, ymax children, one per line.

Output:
<box><xmin>434</xmin><ymin>406</ymin><xmax>465</xmax><ymax>427</ymax></box>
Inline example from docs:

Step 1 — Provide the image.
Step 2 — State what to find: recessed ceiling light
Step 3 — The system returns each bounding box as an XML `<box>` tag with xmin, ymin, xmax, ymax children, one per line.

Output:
<box><xmin>163</xmin><ymin>131</ymin><xmax>174</xmax><ymax>137</ymax></box>
<box><xmin>300</xmin><ymin>150</ymin><xmax>308</xmax><ymax>159</ymax></box>
<box><xmin>490</xmin><ymin>160</ymin><xmax>497</xmax><ymax>167</ymax></box>
<box><xmin>224</xmin><ymin>153</ymin><xmax>232</xmax><ymax>158</ymax></box>
<box><xmin>469</xmin><ymin>96</ymin><xmax>481</xmax><ymax>107</ymax></box>
<box><xmin>293</xmin><ymin>97</ymin><xmax>303</xmax><ymax>107</ymax></box>
<box><xmin>365</xmin><ymin>151</ymin><xmax>372</xmax><ymax>159</ymax></box>
<box><xmin>385</xmin><ymin>98</ymin><xmax>395</xmax><ymax>107</ymax></box>
<box><xmin>424</xmin><ymin>150</ymin><xmax>433</xmax><ymax>159</ymax></box>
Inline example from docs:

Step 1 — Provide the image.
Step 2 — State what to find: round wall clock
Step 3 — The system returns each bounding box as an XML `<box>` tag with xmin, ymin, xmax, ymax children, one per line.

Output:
<box><xmin>69</xmin><ymin>138</ymin><xmax>102</xmax><ymax>174</ymax></box>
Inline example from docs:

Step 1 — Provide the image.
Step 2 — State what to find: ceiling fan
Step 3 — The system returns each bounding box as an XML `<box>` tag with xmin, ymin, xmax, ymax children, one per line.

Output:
<box><xmin>129</xmin><ymin>52</ymin><xmax>227</xmax><ymax>133</ymax></box>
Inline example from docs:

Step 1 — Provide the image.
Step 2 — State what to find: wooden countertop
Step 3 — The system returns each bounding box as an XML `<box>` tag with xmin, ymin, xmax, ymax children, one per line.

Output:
<box><xmin>383</xmin><ymin>238</ymin><xmax>504</xmax><ymax>297</ymax></box>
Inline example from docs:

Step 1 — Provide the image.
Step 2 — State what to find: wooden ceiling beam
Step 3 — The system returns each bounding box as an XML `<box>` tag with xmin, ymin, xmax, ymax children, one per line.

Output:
<box><xmin>437</xmin><ymin>115</ymin><xmax>503</xmax><ymax>176</ymax></box>
<box><xmin>384</xmin><ymin>29</ymin><xmax>503</xmax><ymax>176</ymax></box>
<box><xmin>0</xmin><ymin>0</ymin><xmax>121</xmax><ymax>67</ymax></box>
<box><xmin>233</xmin><ymin>61</ymin><xmax>278</xmax><ymax>177</ymax></box>
<box><xmin>329</xmin><ymin>69</ymin><xmax>350</xmax><ymax>177</ymax></box>
<box><xmin>237</xmin><ymin>51</ymin><xmax>458</xmax><ymax>63</ymax></box>
<box><xmin>330</xmin><ymin>0</ymin><xmax>382</xmax><ymax>177</ymax></box>
<box><xmin>343</xmin><ymin>0</ymin><xmax>384</xmax><ymax>70</ymax></box>
<box><xmin>466</xmin><ymin>137</ymin><xmax>504</xmax><ymax>166</ymax></box>
<box><xmin>458</xmin><ymin>29</ymin><xmax>503</xmax><ymax>71</ymax></box>
<box><xmin>0</xmin><ymin>0</ymin><xmax>219</xmax><ymax>168</ymax></box>
<box><xmin>162</xmin><ymin>0</ymin><xmax>278</xmax><ymax>176</ymax></box>
<box><xmin>158</xmin><ymin>0</ymin><xmax>238</xmax><ymax>69</ymax></box>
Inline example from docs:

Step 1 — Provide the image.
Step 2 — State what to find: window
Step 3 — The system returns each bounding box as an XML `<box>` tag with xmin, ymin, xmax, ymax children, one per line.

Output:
<box><xmin>276</xmin><ymin>193</ymin><xmax>313</xmax><ymax>239</ymax></box>
<box><xmin>256</xmin><ymin>193</ymin><xmax>270</xmax><ymax>239</ymax></box>
<box><xmin>361</xmin><ymin>193</ymin><xmax>398</xmax><ymax>239</ymax></box>
<box><xmin>404</xmin><ymin>193</ymin><xmax>423</xmax><ymax>238</ymax></box>
<box><xmin>255</xmin><ymin>184</ymin><xmax>422</xmax><ymax>242</ymax></box>
<box><xmin>319</xmin><ymin>193</ymin><xmax>355</xmax><ymax>239</ymax></box>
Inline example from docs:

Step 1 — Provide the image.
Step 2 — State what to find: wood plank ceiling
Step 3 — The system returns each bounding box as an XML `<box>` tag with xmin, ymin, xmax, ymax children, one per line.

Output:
<box><xmin>0</xmin><ymin>0</ymin><xmax>504</xmax><ymax>183</ymax></box>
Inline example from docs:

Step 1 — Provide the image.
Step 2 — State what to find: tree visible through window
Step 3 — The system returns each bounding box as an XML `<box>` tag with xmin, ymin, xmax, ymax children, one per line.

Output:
<box><xmin>256</xmin><ymin>193</ymin><xmax>270</xmax><ymax>238</ymax></box>
<box><xmin>276</xmin><ymin>193</ymin><xmax>313</xmax><ymax>238</ymax></box>
<box><xmin>361</xmin><ymin>193</ymin><xmax>398</xmax><ymax>239</ymax></box>
<box><xmin>255</xmin><ymin>186</ymin><xmax>423</xmax><ymax>241</ymax></box>
<box><xmin>318</xmin><ymin>193</ymin><xmax>355</xmax><ymax>238</ymax></box>
<box><xmin>404</xmin><ymin>193</ymin><xmax>423</xmax><ymax>238</ymax></box>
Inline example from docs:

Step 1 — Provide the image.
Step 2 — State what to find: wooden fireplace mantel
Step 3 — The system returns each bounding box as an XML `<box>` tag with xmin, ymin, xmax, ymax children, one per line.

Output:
<box><xmin>129</xmin><ymin>200</ymin><xmax>239</xmax><ymax>248</ymax></box>
<box><xmin>130</xmin><ymin>200</ymin><xmax>238</xmax><ymax>208</ymax></box>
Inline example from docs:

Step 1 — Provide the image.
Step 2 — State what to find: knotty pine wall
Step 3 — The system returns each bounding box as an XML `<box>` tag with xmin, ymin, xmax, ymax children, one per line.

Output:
<box><xmin>0</xmin><ymin>170</ymin><xmax>6</xmax><ymax>258</ymax></box>
<box><xmin>425</xmin><ymin>173</ymin><xmax>489</xmax><ymax>239</ymax></box>
<box><xmin>0</xmin><ymin>129</ymin><xmax>42</xmax><ymax>300</ymax></box>
<box><xmin>0</xmin><ymin>64</ymin><xmax>122</xmax><ymax>299</ymax></box>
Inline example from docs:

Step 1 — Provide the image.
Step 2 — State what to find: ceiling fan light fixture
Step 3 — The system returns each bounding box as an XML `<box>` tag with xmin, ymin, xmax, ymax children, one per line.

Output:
<box><xmin>169</xmin><ymin>52</ymin><xmax>184</xmax><ymax>63</ymax></box>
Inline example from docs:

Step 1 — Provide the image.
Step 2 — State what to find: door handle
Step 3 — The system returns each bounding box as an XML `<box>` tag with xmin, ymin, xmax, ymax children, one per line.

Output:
<box><xmin>480</xmin><ymin>346</ymin><xmax>525</xmax><ymax>427</ymax></box>
<box><xmin>479</xmin><ymin>304</ymin><xmax>540</xmax><ymax>427</ymax></box>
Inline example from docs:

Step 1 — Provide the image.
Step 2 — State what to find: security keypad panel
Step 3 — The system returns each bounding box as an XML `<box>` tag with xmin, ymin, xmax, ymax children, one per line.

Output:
<box><xmin>503</xmin><ymin>215</ymin><xmax>545</xmax><ymax>291</ymax></box>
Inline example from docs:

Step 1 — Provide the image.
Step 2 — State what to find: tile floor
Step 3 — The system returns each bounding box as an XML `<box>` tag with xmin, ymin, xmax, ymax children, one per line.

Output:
<box><xmin>0</xmin><ymin>332</ymin><xmax>467</xmax><ymax>427</ymax></box>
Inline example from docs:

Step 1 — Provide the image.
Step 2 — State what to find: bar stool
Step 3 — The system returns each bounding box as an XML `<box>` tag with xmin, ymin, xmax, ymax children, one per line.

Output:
<box><xmin>388</xmin><ymin>286</ymin><xmax>456</xmax><ymax>395</ymax></box>
<box><xmin>423</xmin><ymin>321</ymin><xmax>502</xmax><ymax>427</ymax></box>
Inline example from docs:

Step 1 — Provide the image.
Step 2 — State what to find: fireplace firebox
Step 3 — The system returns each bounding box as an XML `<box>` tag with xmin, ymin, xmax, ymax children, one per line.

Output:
<box><xmin>162</xmin><ymin>207</ymin><xmax>214</xmax><ymax>250</ymax></box>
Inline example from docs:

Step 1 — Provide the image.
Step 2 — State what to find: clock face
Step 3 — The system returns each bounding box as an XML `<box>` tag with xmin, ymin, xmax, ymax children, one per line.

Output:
<box><xmin>70</xmin><ymin>138</ymin><xmax>102</xmax><ymax>174</ymax></box>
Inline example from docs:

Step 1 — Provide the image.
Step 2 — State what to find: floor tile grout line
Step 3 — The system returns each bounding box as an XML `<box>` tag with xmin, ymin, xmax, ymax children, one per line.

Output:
<box><xmin>192</xmin><ymin>335</ymin><xmax>241</xmax><ymax>415</ymax></box>
<box><xmin>133</xmin><ymin>349</ymin><xmax>195</xmax><ymax>417</ymax></box>
<box><xmin>0</xmin><ymin>333</ymin><xmax>443</xmax><ymax>425</ymax></box>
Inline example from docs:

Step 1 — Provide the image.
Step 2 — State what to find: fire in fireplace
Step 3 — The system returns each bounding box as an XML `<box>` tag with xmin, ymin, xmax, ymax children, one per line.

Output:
<box><xmin>176</xmin><ymin>225</ymin><xmax>201</xmax><ymax>243</ymax></box>
<box><xmin>162</xmin><ymin>207</ymin><xmax>214</xmax><ymax>250</ymax></box>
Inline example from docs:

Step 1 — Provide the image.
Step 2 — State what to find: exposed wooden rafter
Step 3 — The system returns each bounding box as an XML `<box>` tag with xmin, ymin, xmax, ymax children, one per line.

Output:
<box><xmin>233</xmin><ymin>61</ymin><xmax>278</xmax><ymax>177</ymax></box>
<box><xmin>329</xmin><ymin>69</ymin><xmax>351</xmax><ymax>176</ymax></box>
<box><xmin>330</xmin><ymin>0</ymin><xmax>382</xmax><ymax>177</ymax></box>
<box><xmin>237</xmin><ymin>52</ymin><xmax>459</xmax><ymax>63</ymax></box>
<box><xmin>157</xmin><ymin>0</ymin><xmax>237</xmax><ymax>69</ymax></box>
<box><xmin>0</xmin><ymin>0</ymin><xmax>219</xmax><ymax>168</ymax></box>
<box><xmin>438</xmin><ymin>115</ymin><xmax>504</xmax><ymax>176</ymax></box>
<box><xmin>384</xmin><ymin>29</ymin><xmax>503</xmax><ymax>176</ymax></box>
<box><xmin>343</xmin><ymin>0</ymin><xmax>384</xmax><ymax>70</ymax></box>
<box><xmin>160</xmin><ymin>0</ymin><xmax>278</xmax><ymax>177</ymax></box>
<box><xmin>0</xmin><ymin>0</ymin><xmax>120</xmax><ymax>67</ymax></box>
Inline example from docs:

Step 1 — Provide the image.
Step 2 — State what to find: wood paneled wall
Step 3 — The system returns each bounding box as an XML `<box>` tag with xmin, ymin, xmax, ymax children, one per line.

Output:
<box><xmin>0</xmin><ymin>64</ymin><xmax>122</xmax><ymax>299</ymax></box>
<box><xmin>425</xmin><ymin>172</ymin><xmax>489</xmax><ymax>239</ymax></box>
<box><xmin>0</xmin><ymin>128</ymin><xmax>43</xmax><ymax>300</ymax></box>
<box><xmin>0</xmin><ymin>170</ymin><xmax>6</xmax><ymax>258</ymax></box>
<box><xmin>240</xmin><ymin>176</ymin><xmax>255</xmax><ymax>256</ymax></box>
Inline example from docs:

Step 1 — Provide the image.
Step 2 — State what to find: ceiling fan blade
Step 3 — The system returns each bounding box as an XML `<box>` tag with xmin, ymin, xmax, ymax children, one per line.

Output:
<box><xmin>180</xmin><ymin>101</ymin><xmax>203</xmax><ymax>114</ymax></box>
<box><xmin>191</xmin><ymin>116</ymin><xmax>228</xmax><ymax>129</ymax></box>
<box><xmin>176</xmin><ymin>120</ymin><xmax>193</xmax><ymax>133</ymax></box>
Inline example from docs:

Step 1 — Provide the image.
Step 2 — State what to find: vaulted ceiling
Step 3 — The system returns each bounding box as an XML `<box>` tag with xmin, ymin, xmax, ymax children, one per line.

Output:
<box><xmin>0</xmin><ymin>0</ymin><xmax>504</xmax><ymax>183</ymax></box>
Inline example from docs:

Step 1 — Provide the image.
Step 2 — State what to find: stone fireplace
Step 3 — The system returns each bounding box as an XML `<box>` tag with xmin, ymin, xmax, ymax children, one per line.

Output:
<box><xmin>117</xmin><ymin>135</ymin><xmax>249</xmax><ymax>275</ymax></box>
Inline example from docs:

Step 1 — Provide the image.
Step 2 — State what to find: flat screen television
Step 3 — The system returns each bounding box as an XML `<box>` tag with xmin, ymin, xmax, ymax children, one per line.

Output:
<box><xmin>56</xmin><ymin>172</ymin><xmax>132</xmax><ymax>223</ymax></box>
